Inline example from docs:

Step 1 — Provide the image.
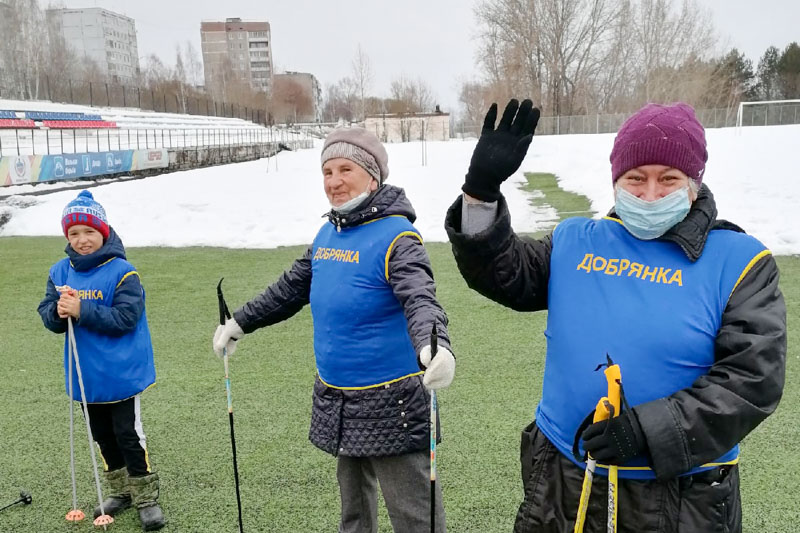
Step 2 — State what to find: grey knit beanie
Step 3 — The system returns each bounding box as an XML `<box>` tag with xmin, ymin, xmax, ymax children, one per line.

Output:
<box><xmin>321</xmin><ymin>127</ymin><xmax>389</xmax><ymax>184</ymax></box>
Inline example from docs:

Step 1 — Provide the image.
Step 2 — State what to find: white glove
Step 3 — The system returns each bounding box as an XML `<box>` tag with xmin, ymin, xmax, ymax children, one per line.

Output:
<box><xmin>419</xmin><ymin>345</ymin><xmax>455</xmax><ymax>390</ymax></box>
<box><xmin>213</xmin><ymin>318</ymin><xmax>244</xmax><ymax>357</ymax></box>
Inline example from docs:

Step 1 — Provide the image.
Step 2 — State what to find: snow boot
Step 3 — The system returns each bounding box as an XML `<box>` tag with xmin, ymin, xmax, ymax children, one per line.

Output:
<box><xmin>93</xmin><ymin>467</ymin><xmax>132</xmax><ymax>518</ymax></box>
<box><xmin>128</xmin><ymin>472</ymin><xmax>166</xmax><ymax>531</ymax></box>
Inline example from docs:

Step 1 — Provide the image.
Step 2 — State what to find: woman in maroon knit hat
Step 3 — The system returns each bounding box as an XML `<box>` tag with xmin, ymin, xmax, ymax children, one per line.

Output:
<box><xmin>445</xmin><ymin>99</ymin><xmax>786</xmax><ymax>532</ymax></box>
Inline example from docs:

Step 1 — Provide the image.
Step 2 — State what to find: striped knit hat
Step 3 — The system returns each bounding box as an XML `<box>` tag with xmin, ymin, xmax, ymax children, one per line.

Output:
<box><xmin>61</xmin><ymin>190</ymin><xmax>110</xmax><ymax>239</ymax></box>
<box><xmin>321</xmin><ymin>127</ymin><xmax>389</xmax><ymax>184</ymax></box>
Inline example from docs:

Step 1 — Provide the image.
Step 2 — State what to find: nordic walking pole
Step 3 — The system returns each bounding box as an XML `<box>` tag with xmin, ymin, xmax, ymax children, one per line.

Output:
<box><xmin>0</xmin><ymin>491</ymin><xmax>31</xmax><ymax>513</ymax></box>
<box><xmin>66</xmin><ymin>316</ymin><xmax>114</xmax><ymax>529</ymax></box>
<box><xmin>574</xmin><ymin>355</ymin><xmax>621</xmax><ymax>533</ymax></box>
<box><xmin>217</xmin><ymin>278</ymin><xmax>244</xmax><ymax>533</ymax></box>
<box><xmin>573</xmin><ymin>398</ymin><xmax>612</xmax><ymax>533</ymax></box>
<box><xmin>429</xmin><ymin>323</ymin><xmax>439</xmax><ymax>533</ymax></box>
<box><xmin>65</xmin><ymin>318</ymin><xmax>85</xmax><ymax>523</ymax></box>
<box><xmin>604</xmin><ymin>357</ymin><xmax>622</xmax><ymax>533</ymax></box>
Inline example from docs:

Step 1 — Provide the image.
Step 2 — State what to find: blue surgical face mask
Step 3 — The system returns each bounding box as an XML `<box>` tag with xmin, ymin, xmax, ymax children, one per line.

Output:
<box><xmin>614</xmin><ymin>185</ymin><xmax>691</xmax><ymax>240</ymax></box>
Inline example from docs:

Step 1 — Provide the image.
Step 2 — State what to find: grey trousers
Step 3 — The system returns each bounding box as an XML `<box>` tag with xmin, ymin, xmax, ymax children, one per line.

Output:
<box><xmin>337</xmin><ymin>449</ymin><xmax>446</xmax><ymax>533</ymax></box>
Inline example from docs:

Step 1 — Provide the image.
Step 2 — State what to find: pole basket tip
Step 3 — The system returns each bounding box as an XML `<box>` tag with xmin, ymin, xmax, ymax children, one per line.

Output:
<box><xmin>66</xmin><ymin>509</ymin><xmax>85</xmax><ymax>521</ymax></box>
<box><xmin>93</xmin><ymin>514</ymin><xmax>114</xmax><ymax>528</ymax></box>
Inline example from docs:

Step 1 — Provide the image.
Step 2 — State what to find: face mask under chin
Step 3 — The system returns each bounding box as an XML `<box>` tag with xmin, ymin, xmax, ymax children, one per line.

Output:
<box><xmin>614</xmin><ymin>186</ymin><xmax>691</xmax><ymax>240</ymax></box>
<box><xmin>330</xmin><ymin>182</ymin><xmax>374</xmax><ymax>214</ymax></box>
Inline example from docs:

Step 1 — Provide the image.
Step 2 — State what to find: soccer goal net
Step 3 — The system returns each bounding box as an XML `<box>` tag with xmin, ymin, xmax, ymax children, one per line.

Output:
<box><xmin>736</xmin><ymin>100</ymin><xmax>800</xmax><ymax>128</ymax></box>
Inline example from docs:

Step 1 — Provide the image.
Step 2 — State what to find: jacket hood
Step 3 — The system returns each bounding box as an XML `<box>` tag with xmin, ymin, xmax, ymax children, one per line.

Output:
<box><xmin>66</xmin><ymin>227</ymin><xmax>127</xmax><ymax>271</ymax></box>
<box><xmin>326</xmin><ymin>184</ymin><xmax>417</xmax><ymax>229</ymax></box>
<box><xmin>608</xmin><ymin>184</ymin><xmax>718</xmax><ymax>262</ymax></box>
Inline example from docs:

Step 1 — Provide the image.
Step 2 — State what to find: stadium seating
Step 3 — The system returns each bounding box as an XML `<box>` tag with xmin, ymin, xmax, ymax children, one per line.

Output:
<box><xmin>42</xmin><ymin>120</ymin><xmax>117</xmax><ymax>129</ymax></box>
<box><xmin>0</xmin><ymin>111</ymin><xmax>18</xmax><ymax>119</ymax></box>
<box><xmin>26</xmin><ymin>111</ymin><xmax>103</xmax><ymax>121</ymax></box>
<box><xmin>0</xmin><ymin>119</ymin><xmax>35</xmax><ymax>128</ymax></box>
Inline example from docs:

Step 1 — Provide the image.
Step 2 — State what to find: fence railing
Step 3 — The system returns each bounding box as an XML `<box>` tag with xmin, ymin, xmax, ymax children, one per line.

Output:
<box><xmin>0</xmin><ymin>126</ymin><xmax>311</xmax><ymax>157</ymax></box>
<box><xmin>0</xmin><ymin>75</ymin><xmax>269</xmax><ymax>124</ymax></box>
<box><xmin>453</xmin><ymin>103</ymin><xmax>800</xmax><ymax>139</ymax></box>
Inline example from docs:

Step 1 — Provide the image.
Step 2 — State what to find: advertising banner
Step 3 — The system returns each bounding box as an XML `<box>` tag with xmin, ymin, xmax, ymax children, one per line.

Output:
<box><xmin>0</xmin><ymin>156</ymin><xmax>34</xmax><ymax>186</ymax></box>
<box><xmin>38</xmin><ymin>151</ymin><xmax>135</xmax><ymax>182</ymax></box>
<box><xmin>132</xmin><ymin>149</ymin><xmax>169</xmax><ymax>170</ymax></box>
<box><xmin>1</xmin><ymin>149</ymin><xmax>171</xmax><ymax>187</ymax></box>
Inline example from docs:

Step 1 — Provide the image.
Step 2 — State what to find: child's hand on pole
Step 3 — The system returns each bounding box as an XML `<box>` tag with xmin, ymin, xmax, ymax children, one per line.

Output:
<box><xmin>57</xmin><ymin>291</ymin><xmax>81</xmax><ymax>319</ymax></box>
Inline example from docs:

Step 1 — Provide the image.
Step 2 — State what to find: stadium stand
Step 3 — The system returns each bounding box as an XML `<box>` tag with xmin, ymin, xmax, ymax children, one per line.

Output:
<box><xmin>0</xmin><ymin>111</ymin><xmax>18</xmax><ymax>119</ymax></box>
<box><xmin>26</xmin><ymin>111</ymin><xmax>103</xmax><ymax>121</ymax></box>
<box><xmin>0</xmin><ymin>119</ymin><xmax>35</xmax><ymax>128</ymax></box>
<box><xmin>42</xmin><ymin>120</ymin><xmax>117</xmax><ymax>129</ymax></box>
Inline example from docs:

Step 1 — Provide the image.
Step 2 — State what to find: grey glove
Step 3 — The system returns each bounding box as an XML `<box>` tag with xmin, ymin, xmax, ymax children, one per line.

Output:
<box><xmin>212</xmin><ymin>317</ymin><xmax>244</xmax><ymax>357</ymax></box>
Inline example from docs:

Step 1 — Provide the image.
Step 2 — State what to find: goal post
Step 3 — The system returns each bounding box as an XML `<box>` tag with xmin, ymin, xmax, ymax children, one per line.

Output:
<box><xmin>736</xmin><ymin>99</ymin><xmax>800</xmax><ymax>129</ymax></box>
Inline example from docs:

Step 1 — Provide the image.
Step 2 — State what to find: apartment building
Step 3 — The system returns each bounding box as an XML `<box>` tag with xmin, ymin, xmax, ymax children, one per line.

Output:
<box><xmin>46</xmin><ymin>7</ymin><xmax>140</xmax><ymax>85</ymax></box>
<box><xmin>200</xmin><ymin>17</ymin><xmax>273</xmax><ymax>96</ymax></box>
<box><xmin>272</xmin><ymin>71</ymin><xmax>322</xmax><ymax>123</ymax></box>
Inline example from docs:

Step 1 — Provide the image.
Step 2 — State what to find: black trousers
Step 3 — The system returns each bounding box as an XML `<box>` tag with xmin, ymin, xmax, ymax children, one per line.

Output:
<box><xmin>514</xmin><ymin>421</ymin><xmax>742</xmax><ymax>533</ymax></box>
<box><xmin>85</xmin><ymin>395</ymin><xmax>150</xmax><ymax>477</ymax></box>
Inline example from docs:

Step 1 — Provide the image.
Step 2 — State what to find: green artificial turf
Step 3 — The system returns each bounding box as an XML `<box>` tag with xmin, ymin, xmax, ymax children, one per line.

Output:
<box><xmin>0</xmin><ymin>219</ymin><xmax>796</xmax><ymax>531</ymax></box>
<box><xmin>521</xmin><ymin>172</ymin><xmax>595</xmax><ymax>230</ymax></box>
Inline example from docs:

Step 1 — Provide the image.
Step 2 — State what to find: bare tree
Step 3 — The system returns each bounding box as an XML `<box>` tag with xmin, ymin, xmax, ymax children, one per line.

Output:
<box><xmin>351</xmin><ymin>44</ymin><xmax>373</xmax><ymax>121</ymax></box>
<box><xmin>174</xmin><ymin>45</ymin><xmax>188</xmax><ymax>112</ymax></box>
<box><xmin>633</xmin><ymin>0</ymin><xmax>716</xmax><ymax>104</ymax></box>
<box><xmin>473</xmin><ymin>0</ymin><xmax>720</xmax><ymax>116</ymax></box>
<box><xmin>389</xmin><ymin>75</ymin><xmax>435</xmax><ymax>113</ymax></box>
<box><xmin>458</xmin><ymin>81</ymin><xmax>492</xmax><ymax>124</ymax></box>
<box><xmin>183</xmin><ymin>41</ymin><xmax>204</xmax><ymax>88</ymax></box>
<box><xmin>271</xmin><ymin>77</ymin><xmax>313</xmax><ymax>124</ymax></box>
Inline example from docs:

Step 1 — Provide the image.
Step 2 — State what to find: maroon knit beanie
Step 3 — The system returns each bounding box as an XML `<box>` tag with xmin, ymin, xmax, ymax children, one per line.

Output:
<box><xmin>610</xmin><ymin>103</ymin><xmax>708</xmax><ymax>185</ymax></box>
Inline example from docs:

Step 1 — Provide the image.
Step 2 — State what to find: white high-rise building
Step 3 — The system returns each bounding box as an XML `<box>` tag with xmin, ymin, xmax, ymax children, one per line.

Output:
<box><xmin>46</xmin><ymin>7</ymin><xmax>141</xmax><ymax>85</ymax></box>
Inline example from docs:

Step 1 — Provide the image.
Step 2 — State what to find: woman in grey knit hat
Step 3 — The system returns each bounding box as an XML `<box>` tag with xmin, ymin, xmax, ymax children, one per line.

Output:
<box><xmin>214</xmin><ymin>127</ymin><xmax>454</xmax><ymax>532</ymax></box>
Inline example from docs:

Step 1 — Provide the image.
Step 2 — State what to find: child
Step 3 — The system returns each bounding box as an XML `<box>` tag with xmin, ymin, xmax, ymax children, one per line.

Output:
<box><xmin>37</xmin><ymin>190</ymin><xmax>165</xmax><ymax>531</ymax></box>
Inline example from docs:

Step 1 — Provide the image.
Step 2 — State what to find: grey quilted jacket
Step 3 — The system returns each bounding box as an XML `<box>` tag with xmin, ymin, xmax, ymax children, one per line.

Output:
<box><xmin>233</xmin><ymin>184</ymin><xmax>450</xmax><ymax>457</ymax></box>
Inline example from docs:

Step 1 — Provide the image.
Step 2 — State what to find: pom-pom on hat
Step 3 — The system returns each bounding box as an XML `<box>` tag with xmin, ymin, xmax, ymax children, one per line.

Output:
<box><xmin>321</xmin><ymin>127</ymin><xmax>389</xmax><ymax>184</ymax></box>
<box><xmin>610</xmin><ymin>103</ymin><xmax>708</xmax><ymax>185</ymax></box>
<box><xmin>61</xmin><ymin>190</ymin><xmax>109</xmax><ymax>239</ymax></box>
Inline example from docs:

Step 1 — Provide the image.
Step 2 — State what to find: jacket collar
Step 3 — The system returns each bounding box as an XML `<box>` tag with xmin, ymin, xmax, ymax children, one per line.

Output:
<box><xmin>326</xmin><ymin>185</ymin><xmax>416</xmax><ymax>231</ymax></box>
<box><xmin>607</xmin><ymin>184</ymin><xmax>717</xmax><ymax>262</ymax></box>
<box><xmin>66</xmin><ymin>228</ymin><xmax>127</xmax><ymax>271</ymax></box>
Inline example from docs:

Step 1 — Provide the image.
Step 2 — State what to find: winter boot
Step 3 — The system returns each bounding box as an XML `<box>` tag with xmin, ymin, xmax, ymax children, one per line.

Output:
<box><xmin>93</xmin><ymin>467</ymin><xmax>132</xmax><ymax>518</ymax></box>
<box><xmin>128</xmin><ymin>472</ymin><xmax>166</xmax><ymax>531</ymax></box>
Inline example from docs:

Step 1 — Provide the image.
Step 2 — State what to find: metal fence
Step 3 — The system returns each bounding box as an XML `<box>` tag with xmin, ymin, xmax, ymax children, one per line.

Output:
<box><xmin>0</xmin><ymin>126</ymin><xmax>311</xmax><ymax>157</ymax></box>
<box><xmin>453</xmin><ymin>103</ymin><xmax>800</xmax><ymax>139</ymax></box>
<box><xmin>0</xmin><ymin>75</ymin><xmax>268</xmax><ymax>124</ymax></box>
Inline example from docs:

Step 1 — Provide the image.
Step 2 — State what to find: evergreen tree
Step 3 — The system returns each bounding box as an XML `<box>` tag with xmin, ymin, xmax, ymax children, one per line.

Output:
<box><xmin>777</xmin><ymin>42</ymin><xmax>800</xmax><ymax>99</ymax></box>
<box><xmin>756</xmin><ymin>46</ymin><xmax>781</xmax><ymax>100</ymax></box>
<box><xmin>713</xmin><ymin>48</ymin><xmax>756</xmax><ymax>105</ymax></box>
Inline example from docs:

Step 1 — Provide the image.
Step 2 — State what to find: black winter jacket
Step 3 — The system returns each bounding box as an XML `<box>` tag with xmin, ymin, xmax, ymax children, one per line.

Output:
<box><xmin>234</xmin><ymin>184</ymin><xmax>449</xmax><ymax>457</ymax></box>
<box><xmin>445</xmin><ymin>185</ymin><xmax>786</xmax><ymax>480</ymax></box>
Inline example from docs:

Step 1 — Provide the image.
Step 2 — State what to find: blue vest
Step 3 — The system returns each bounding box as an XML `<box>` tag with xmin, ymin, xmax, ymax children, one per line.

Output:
<box><xmin>536</xmin><ymin>217</ymin><xmax>768</xmax><ymax>479</ymax></box>
<box><xmin>50</xmin><ymin>257</ymin><xmax>156</xmax><ymax>403</ymax></box>
<box><xmin>310</xmin><ymin>216</ymin><xmax>422</xmax><ymax>388</ymax></box>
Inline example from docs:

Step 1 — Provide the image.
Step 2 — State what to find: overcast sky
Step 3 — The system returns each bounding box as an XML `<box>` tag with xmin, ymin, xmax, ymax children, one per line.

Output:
<box><xmin>61</xmin><ymin>0</ymin><xmax>799</xmax><ymax>112</ymax></box>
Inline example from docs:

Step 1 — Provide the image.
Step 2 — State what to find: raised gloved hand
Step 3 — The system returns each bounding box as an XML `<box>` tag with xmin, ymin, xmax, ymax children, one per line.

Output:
<box><xmin>462</xmin><ymin>98</ymin><xmax>541</xmax><ymax>202</ymax></box>
<box><xmin>212</xmin><ymin>317</ymin><xmax>244</xmax><ymax>358</ymax></box>
<box><xmin>419</xmin><ymin>345</ymin><xmax>455</xmax><ymax>390</ymax></box>
<box><xmin>581</xmin><ymin>410</ymin><xmax>649</xmax><ymax>465</ymax></box>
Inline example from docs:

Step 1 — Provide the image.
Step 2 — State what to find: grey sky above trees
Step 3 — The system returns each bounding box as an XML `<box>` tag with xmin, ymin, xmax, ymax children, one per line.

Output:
<box><xmin>59</xmin><ymin>0</ymin><xmax>799</xmax><ymax>112</ymax></box>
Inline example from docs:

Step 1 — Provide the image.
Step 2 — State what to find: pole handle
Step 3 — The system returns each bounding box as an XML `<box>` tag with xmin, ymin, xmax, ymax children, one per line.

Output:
<box><xmin>603</xmin><ymin>364</ymin><xmax>621</xmax><ymax>419</ymax></box>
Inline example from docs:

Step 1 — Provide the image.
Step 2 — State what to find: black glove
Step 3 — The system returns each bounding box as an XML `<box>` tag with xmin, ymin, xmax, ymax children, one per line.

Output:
<box><xmin>581</xmin><ymin>410</ymin><xmax>649</xmax><ymax>465</ymax></box>
<box><xmin>462</xmin><ymin>98</ymin><xmax>541</xmax><ymax>202</ymax></box>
